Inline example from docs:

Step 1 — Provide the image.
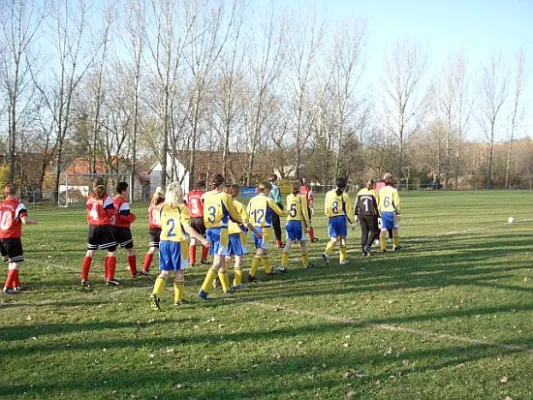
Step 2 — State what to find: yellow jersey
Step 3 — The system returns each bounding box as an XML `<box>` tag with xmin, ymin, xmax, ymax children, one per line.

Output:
<box><xmin>228</xmin><ymin>199</ymin><xmax>248</xmax><ymax>235</ymax></box>
<box><xmin>203</xmin><ymin>190</ymin><xmax>242</xmax><ymax>229</ymax></box>
<box><xmin>159</xmin><ymin>204</ymin><xmax>190</xmax><ymax>242</ymax></box>
<box><xmin>324</xmin><ymin>189</ymin><xmax>353</xmax><ymax>222</ymax></box>
<box><xmin>247</xmin><ymin>195</ymin><xmax>288</xmax><ymax>227</ymax></box>
<box><xmin>286</xmin><ymin>193</ymin><xmax>309</xmax><ymax>228</ymax></box>
<box><xmin>378</xmin><ymin>185</ymin><xmax>400</xmax><ymax>213</ymax></box>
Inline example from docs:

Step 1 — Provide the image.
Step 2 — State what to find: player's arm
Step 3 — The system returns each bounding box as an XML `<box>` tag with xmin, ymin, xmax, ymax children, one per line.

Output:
<box><xmin>117</xmin><ymin>202</ymin><xmax>136</xmax><ymax>224</ymax></box>
<box><xmin>20</xmin><ymin>209</ymin><xmax>37</xmax><ymax>225</ymax></box>
<box><xmin>267</xmin><ymin>198</ymin><xmax>288</xmax><ymax>217</ymax></box>
<box><xmin>182</xmin><ymin>208</ymin><xmax>210</xmax><ymax>247</ymax></box>
<box><xmin>301</xmin><ymin>197</ymin><xmax>310</xmax><ymax>230</ymax></box>
<box><xmin>394</xmin><ymin>191</ymin><xmax>401</xmax><ymax>214</ymax></box>
<box><xmin>103</xmin><ymin>196</ymin><xmax>115</xmax><ymax>218</ymax></box>
<box><xmin>343</xmin><ymin>194</ymin><xmax>353</xmax><ymax>224</ymax></box>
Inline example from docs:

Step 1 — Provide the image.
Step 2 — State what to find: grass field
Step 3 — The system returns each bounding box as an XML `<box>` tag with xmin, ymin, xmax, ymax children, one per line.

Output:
<box><xmin>0</xmin><ymin>191</ymin><xmax>532</xmax><ymax>400</ymax></box>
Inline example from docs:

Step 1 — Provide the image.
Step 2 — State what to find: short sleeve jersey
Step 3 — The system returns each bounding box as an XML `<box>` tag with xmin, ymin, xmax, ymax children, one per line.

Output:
<box><xmin>0</xmin><ymin>196</ymin><xmax>28</xmax><ymax>239</ymax></box>
<box><xmin>247</xmin><ymin>195</ymin><xmax>286</xmax><ymax>228</ymax></box>
<box><xmin>378</xmin><ymin>186</ymin><xmax>400</xmax><ymax>213</ymax></box>
<box><xmin>286</xmin><ymin>193</ymin><xmax>309</xmax><ymax>226</ymax></box>
<box><xmin>324</xmin><ymin>190</ymin><xmax>352</xmax><ymax>221</ymax></box>
<box><xmin>159</xmin><ymin>204</ymin><xmax>190</xmax><ymax>242</ymax></box>
<box><xmin>86</xmin><ymin>194</ymin><xmax>114</xmax><ymax>225</ymax></box>
<box><xmin>354</xmin><ymin>188</ymin><xmax>380</xmax><ymax>217</ymax></box>
<box><xmin>228</xmin><ymin>199</ymin><xmax>248</xmax><ymax>235</ymax></box>
<box><xmin>185</xmin><ymin>190</ymin><xmax>205</xmax><ymax>218</ymax></box>
<box><xmin>203</xmin><ymin>191</ymin><xmax>242</xmax><ymax>229</ymax></box>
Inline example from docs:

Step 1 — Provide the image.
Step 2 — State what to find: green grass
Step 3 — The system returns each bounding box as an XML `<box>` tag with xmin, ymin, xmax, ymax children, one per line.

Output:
<box><xmin>1</xmin><ymin>191</ymin><xmax>532</xmax><ymax>400</ymax></box>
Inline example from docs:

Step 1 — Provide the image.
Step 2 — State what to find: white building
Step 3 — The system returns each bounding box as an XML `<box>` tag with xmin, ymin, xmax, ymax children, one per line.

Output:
<box><xmin>148</xmin><ymin>154</ymin><xmax>190</xmax><ymax>194</ymax></box>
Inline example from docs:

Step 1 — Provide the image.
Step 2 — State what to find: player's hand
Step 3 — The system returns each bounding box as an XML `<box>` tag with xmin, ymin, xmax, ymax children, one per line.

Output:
<box><xmin>311</xmin><ymin>208</ymin><xmax>315</xmax><ymax>216</ymax></box>
<box><xmin>201</xmin><ymin>239</ymin><xmax>211</xmax><ymax>248</ymax></box>
<box><xmin>350</xmin><ymin>223</ymin><xmax>357</xmax><ymax>230</ymax></box>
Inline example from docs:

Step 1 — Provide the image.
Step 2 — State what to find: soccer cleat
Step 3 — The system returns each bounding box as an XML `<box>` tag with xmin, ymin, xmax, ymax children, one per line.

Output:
<box><xmin>303</xmin><ymin>263</ymin><xmax>314</xmax><ymax>269</ymax></box>
<box><xmin>234</xmin><ymin>283</ymin><xmax>247</xmax><ymax>290</ymax></box>
<box><xmin>322</xmin><ymin>253</ymin><xmax>330</xmax><ymax>265</ymax></box>
<box><xmin>362</xmin><ymin>251</ymin><xmax>367</xmax><ymax>257</ymax></box>
<box><xmin>3</xmin><ymin>287</ymin><xmax>17</xmax><ymax>295</ymax></box>
<box><xmin>364</xmin><ymin>246</ymin><xmax>373</xmax><ymax>256</ymax></box>
<box><xmin>278</xmin><ymin>267</ymin><xmax>288</xmax><ymax>273</ymax></box>
<box><xmin>200</xmin><ymin>260</ymin><xmax>210</xmax><ymax>265</ymax></box>
<box><xmin>190</xmin><ymin>263</ymin><xmax>196</xmax><ymax>268</ymax></box>
<box><xmin>225</xmin><ymin>286</ymin><xmax>237</xmax><ymax>294</ymax></box>
<box><xmin>382</xmin><ymin>249</ymin><xmax>387</xmax><ymax>253</ymax></box>
<box><xmin>247</xmin><ymin>275</ymin><xmax>257</xmax><ymax>283</ymax></box>
<box><xmin>392</xmin><ymin>246</ymin><xmax>402</xmax><ymax>251</ymax></box>
<box><xmin>106</xmin><ymin>279</ymin><xmax>120</xmax><ymax>286</ymax></box>
<box><xmin>81</xmin><ymin>280</ymin><xmax>91</xmax><ymax>288</ymax></box>
<box><xmin>275</xmin><ymin>240</ymin><xmax>285</xmax><ymax>248</ymax></box>
<box><xmin>311</xmin><ymin>237</ymin><xmax>319</xmax><ymax>242</ymax></box>
<box><xmin>150</xmin><ymin>294</ymin><xmax>161</xmax><ymax>311</ymax></box>
<box><xmin>15</xmin><ymin>285</ymin><xmax>28</xmax><ymax>292</ymax></box>
<box><xmin>174</xmin><ymin>299</ymin><xmax>190</xmax><ymax>306</ymax></box>
<box><xmin>137</xmin><ymin>270</ymin><xmax>149</xmax><ymax>277</ymax></box>
<box><xmin>198</xmin><ymin>289</ymin><xmax>209</xmax><ymax>300</ymax></box>
<box><xmin>339</xmin><ymin>260</ymin><xmax>349</xmax><ymax>265</ymax></box>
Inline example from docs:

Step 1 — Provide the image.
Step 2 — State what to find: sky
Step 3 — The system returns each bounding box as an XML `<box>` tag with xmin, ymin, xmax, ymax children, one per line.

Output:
<box><xmin>306</xmin><ymin>0</ymin><xmax>533</xmax><ymax>139</ymax></box>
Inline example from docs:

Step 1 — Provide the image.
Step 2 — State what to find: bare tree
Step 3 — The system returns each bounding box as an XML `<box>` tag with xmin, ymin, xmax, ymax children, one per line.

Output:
<box><xmin>381</xmin><ymin>40</ymin><xmax>427</xmax><ymax>187</ymax></box>
<box><xmin>504</xmin><ymin>49</ymin><xmax>526</xmax><ymax>189</ymax></box>
<box><xmin>0</xmin><ymin>0</ymin><xmax>43</xmax><ymax>182</ymax></box>
<box><xmin>478</xmin><ymin>53</ymin><xmax>509</xmax><ymax>189</ymax></box>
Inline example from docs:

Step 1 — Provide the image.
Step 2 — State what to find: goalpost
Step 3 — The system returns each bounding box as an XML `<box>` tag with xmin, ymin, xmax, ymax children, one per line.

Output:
<box><xmin>58</xmin><ymin>173</ymin><xmax>133</xmax><ymax>207</ymax></box>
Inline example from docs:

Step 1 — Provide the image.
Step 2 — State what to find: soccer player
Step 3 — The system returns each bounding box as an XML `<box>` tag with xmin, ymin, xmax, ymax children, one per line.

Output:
<box><xmin>354</xmin><ymin>178</ymin><xmax>380</xmax><ymax>256</ymax></box>
<box><xmin>150</xmin><ymin>182</ymin><xmax>209</xmax><ymax>311</ymax></box>
<box><xmin>224</xmin><ymin>184</ymin><xmax>261</xmax><ymax>290</ymax></box>
<box><xmin>280</xmin><ymin>180</ymin><xmax>311</xmax><ymax>272</ymax></box>
<box><xmin>198</xmin><ymin>174</ymin><xmax>244</xmax><ymax>300</ymax></box>
<box><xmin>246</xmin><ymin>182</ymin><xmax>288</xmax><ymax>282</ymax></box>
<box><xmin>141</xmin><ymin>187</ymin><xmax>165</xmax><ymax>275</ymax></box>
<box><xmin>80</xmin><ymin>177</ymin><xmax>118</xmax><ymax>287</ymax></box>
<box><xmin>0</xmin><ymin>183</ymin><xmax>38</xmax><ymax>294</ymax></box>
<box><xmin>322</xmin><ymin>178</ymin><xmax>352</xmax><ymax>265</ymax></box>
<box><xmin>268</xmin><ymin>174</ymin><xmax>285</xmax><ymax>248</ymax></box>
<box><xmin>378</xmin><ymin>172</ymin><xmax>401</xmax><ymax>252</ymax></box>
<box><xmin>185</xmin><ymin>181</ymin><xmax>209</xmax><ymax>266</ymax></box>
<box><xmin>112</xmin><ymin>182</ymin><xmax>138</xmax><ymax>277</ymax></box>
<box><xmin>299</xmin><ymin>178</ymin><xmax>318</xmax><ymax>242</ymax></box>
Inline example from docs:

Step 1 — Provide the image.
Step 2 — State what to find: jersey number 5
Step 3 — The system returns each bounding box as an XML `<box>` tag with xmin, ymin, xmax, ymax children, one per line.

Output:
<box><xmin>289</xmin><ymin>203</ymin><xmax>297</xmax><ymax>218</ymax></box>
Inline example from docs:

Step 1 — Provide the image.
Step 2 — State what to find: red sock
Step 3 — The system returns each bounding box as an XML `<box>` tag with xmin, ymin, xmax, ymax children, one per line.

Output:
<box><xmin>143</xmin><ymin>253</ymin><xmax>153</xmax><ymax>272</ymax></box>
<box><xmin>190</xmin><ymin>245</ymin><xmax>196</xmax><ymax>265</ymax></box>
<box><xmin>309</xmin><ymin>227</ymin><xmax>315</xmax><ymax>241</ymax></box>
<box><xmin>104</xmin><ymin>256</ymin><xmax>109</xmax><ymax>280</ymax></box>
<box><xmin>106</xmin><ymin>257</ymin><xmax>117</xmax><ymax>280</ymax></box>
<box><xmin>81</xmin><ymin>256</ymin><xmax>92</xmax><ymax>280</ymax></box>
<box><xmin>4</xmin><ymin>270</ymin><xmax>15</xmax><ymax>289</ymax></box>
<box><xmin>128</xmin><ymin>255</ymin><xmax>137</xmax><ymax>276</ymax></box>
<box><xmin>201</xmin><ymin>245</ymin><xmax>209</xmax><ymax>261</ymax></box>
<box><xmin>12</xmin><ymin>270</ymin><xmax>20</xmax><ymax>287</ymax></box>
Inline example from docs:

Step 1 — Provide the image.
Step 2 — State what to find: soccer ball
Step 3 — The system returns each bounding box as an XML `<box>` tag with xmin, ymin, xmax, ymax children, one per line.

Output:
<box><xmin>508</xmin><ymin>217</ymin><xmax>515</xmax><ymax>224</ymax></box>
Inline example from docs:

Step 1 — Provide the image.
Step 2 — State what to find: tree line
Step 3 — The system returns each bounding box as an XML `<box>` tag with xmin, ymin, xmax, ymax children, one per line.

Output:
<box><xmin>0</xmin><ymin>0</ymin><xmax>530</xmax><ymax>199</ymax></box>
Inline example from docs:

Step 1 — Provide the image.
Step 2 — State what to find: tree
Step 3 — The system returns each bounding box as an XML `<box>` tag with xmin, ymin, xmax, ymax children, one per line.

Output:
<box><xmin>478</xmin><ymin>53</ymin><xmax>509</xmax><ymax>189</ymax></box>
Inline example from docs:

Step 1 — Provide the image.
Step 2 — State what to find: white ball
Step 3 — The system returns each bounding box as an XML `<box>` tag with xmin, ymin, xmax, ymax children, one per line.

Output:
<box><xmin>508</xmin><ymin>217</ymin><xmax>515</xmax><ymax>224</ymax></box>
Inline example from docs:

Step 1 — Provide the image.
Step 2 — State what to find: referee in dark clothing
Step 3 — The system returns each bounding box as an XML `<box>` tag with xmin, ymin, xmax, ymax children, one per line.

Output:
<box><xmin>354</xmin><ymin>179</ymin><xmax>380</xmax><ymax>256</ymax></box>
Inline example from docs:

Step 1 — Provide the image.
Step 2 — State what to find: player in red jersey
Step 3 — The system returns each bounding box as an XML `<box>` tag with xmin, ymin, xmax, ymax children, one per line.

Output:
<box><xmin>141</xmin><ymin>187</ymin><xmax>165</xmax><ymax>274</ymax></box>
<box><xmin>299</xmin><ymin>178</ymin><xmax>318</xmax><ymax>242</ymax></box>
<box><xmin>112</xmin><ymin>182</ymin><xmax>138</xmax><ymax>277</ymax></box>
<box><xmin>0</xmin><ymin>183</ymin><xmax>38</xmax><ymax>294</ymax></box>
<box><xmin>80</xmin><ymin>177</ymin><xmax>118</xmax><ymax>287</ymax></box>
<box><xmin>184</xmin><ymin>181</ymin><xmax>209</xmax><ymax>266</ymax></box>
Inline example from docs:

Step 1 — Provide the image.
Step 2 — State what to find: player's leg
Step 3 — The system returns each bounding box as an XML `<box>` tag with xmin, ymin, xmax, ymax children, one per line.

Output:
<box><xmin>308</xmin><ymin>207</ymin><xmax>317</xmax><ymax>242</ymax></box>
<box><xmin>272</xmin><ymin>212</ymin><xmax>283</xmax><ymax>248</ymax></box>
<box><xmin>199</xmin><ymin>228</ymin><xmax>225</xmax><ymax>299</ymax></box>
<box><xmin>198</xmin><ymin>219</ymin><xmax>210</xmax><ymax>265</ymax></box>
<box><xmin>2</xmin><ymin>239</ymin><xmax>25</xmax><ymax>293</ymax></box>
<box><xmin>281</xmin><ymin>238</ymin><xmax>294</xmax><ymax>272</ymax></box>
<box><xmin>365</xmin><ymin>217</ymin><xmax>379</xmax><ymax>255</ymax></box>
<box><xmin>173</xmin><ymin>243</ymin><xmax>188</xmax><ymax>305</ymax></box>
<box><xmin>300</xmin><ymin>240</ymin><xmax>310</xmax><ymax>268</ymax></box>
<box><xmin>339</xmin><ymin>236</ymin><xmax>348</xmax><ymax>264</ymax></box>
<box><xmin>123</xmin><ymin>229</ymin><xmax>138</xmax><ymax>277</ymax></box>
<box><xmin>150</xmin><ymin>241</ymin><xmax>172</xmax><ymax>311</ymax></box>
<box><xmin>143</xmin><ymin>229</ymin><xmax>160</xmax><ymax>274</ymax></box>
<box><xmin>392</xmin><ymin>227</ymin><xmax>401</xmax><ymax>250</ymax></box>
<box><xmin>360</xmin><ymin>217</ymin><xmax>369</xmax><ymax>255</ymax></box>
<box><xmin>81</xmin><ymin>226</ymin><xmax>99</xmax><ymax>286</ymax></box>
<box><xmin>189</xmin><ymin>236</ymin><xmax>197</xmax><ymax>267</ymax></box>
<box><xmin>232</xmin><ymin>255</ymin><xmax>244</xmax><ymax>288</ymax></box>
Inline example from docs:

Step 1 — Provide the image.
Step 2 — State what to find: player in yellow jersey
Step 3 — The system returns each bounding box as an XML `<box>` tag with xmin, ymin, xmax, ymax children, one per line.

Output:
<box><xmin>246</xmin><ymin>182</ymin><xmax>289</xmax><ymax>282</ymax></box>
<box><xmin>198</xmin><ymin>174</ymin><xmax>244</xmax><ymax>300</ymax></box>
<box><xmin>280</xmin><ymin>180</ymin><xmax>312</xmax><ymax>272</ymax></box>
<box><xmin>378</xmin><ymin>173</ymin><xmax>401</xmax><ymax>252</ymax></box>
<box><xmin>149</xmin><ymin>182</ymin><xmax>209</xmax><ymax>311</ymax></box>
<box><xmin>322</xmin><ymin>178</ymin><xmax>353</xmax><ymax>265</ymax></box>
<box><xmin>222</xmin><ymin>184</ymin><xmax>261</xmax><ymax>290</ymax></box>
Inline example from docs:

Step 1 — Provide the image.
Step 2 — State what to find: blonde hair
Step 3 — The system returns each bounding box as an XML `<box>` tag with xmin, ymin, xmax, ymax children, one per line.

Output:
<box><xmin>92</xmin><ymin>177</ymin><xmax>107</xmax><ymax>200</ymax></box>
<box><xmin>257</xmin><ymin>182</ymin><xmax>272</xmax><ymax>194</ymax></box>
<box><xmin>291</xmin><ymin>180</ymin><xmax>301</xmax><ymax>195</ymax></box>
<box><xmin>165</xmin><ymin>182</ymin><xmax>183</xmax><ymax>208</ymax></box>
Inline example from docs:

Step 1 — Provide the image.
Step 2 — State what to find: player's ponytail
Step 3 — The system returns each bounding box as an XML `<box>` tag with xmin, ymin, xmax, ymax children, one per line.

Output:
<box><xmin>210</xmin><ymin>174</ymin><xmax>225</xmax><ymax>190</ymax></box>
<box><xmin>335</xmin><ymin>178</ymin><xmax>347</xmax><ymax>196</ymax></box>
<box><xmin>165</xmin><ymin>182</ymin><xmax>183</xmax><ymax>208</ymax></box>
<box><xmin>92</xmin><ymin>177</ymin><xmax>107</xmax><ymax>200</ymax></box>
<box><xmin>292</xmin><ymin>180</ymin><xmax>301</xmax><ymax>195</ymax></box>
<box><xmin>366</xmin><ymin>179</ymin><xmax>375</xmax><ymax>190</ymax></box>
<box><xmin>151</xmin><ymin>186</ymin><xmax>165</xmax><ymax>206</ymax></box>
<box><xmin>257</xmin><ymin>182</ymin><xmax>272</xmax><ymax>194</ymax></box>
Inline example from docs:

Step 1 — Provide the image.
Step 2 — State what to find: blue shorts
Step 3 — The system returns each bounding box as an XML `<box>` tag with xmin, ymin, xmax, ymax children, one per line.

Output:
<box><xmin>206</xmin><ymin>228</ymin><xmax>229</xmax><ymax>256</ymax></box>
<box><xmin>159</xmin><ymin>241</ymin><xmax>188</xmax><ymax>271</ymax></box>
<box><xmin>286</xmin><ymin>220</ymin><xmax>308</xmax><ymax>241</ymax></box>
<box><xmin>223</xmin><ymin>233</ymin><xmax>247</xmax><ymax>256</ymax></box>
<box><xmin>252</xmin><ymin>227</ymin><xmax>271</xmax><ymax>250</ymax></box>
<box><xmin>328</xmin><ymin>216</ymin><xmax>347</xmax><ymax>238</ymax></box>
<box><xmin>381</xmin><ymin>212</ymin><xmax>395</xmax><ymax>230</ymax></box>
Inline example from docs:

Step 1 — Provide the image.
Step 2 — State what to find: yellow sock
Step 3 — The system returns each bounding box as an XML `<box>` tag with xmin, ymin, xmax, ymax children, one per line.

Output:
<box><xmin>301</xmin><ymin>253</ymin><xmax>309</xmax><ymax>267</ymax></box>
<box><xmin>262</xmin><ymin>256</ymin><xmax>272</xmax><ymax>274</ymax></box>
<box><xmin>380</xmin><ymin>236</ymin><xmax>387</xmax><ymax>250</ymax></box>
<box><xmin>249</xmin><ymin>255</ymin><xmax>261</xmax><ymax>277</ymax></box>
<box><xmin>233</xmin><ymin>267</ymin><xmax>242</xmax><ymax>286</ymax></box>
<box><xmin>218</xmin><ymin>270</ymin><xmax>230</xmax><ymax>293</ymax></box>
<box><xmin>201</xmin><ymin>268</ymin><xmax>218</xmax><ymax>293</ymax></box>
<box><xmin>340</xmin><ymin>246</ymin><xmax>347</xmax><ymax>262</ymax></box>
<box><xmin>153</xmin><ymin>277</ymin><xmax>166</xmax><ymax>297</ymax></box>
<box><xmin>281</xmin><ymin>252</ymin><xmax>289</xmax><ymax>267</ymax></box>
<box><xmin>174</xmin><ymin>279</ymin><xmax>184</xmax><ymax>303</ymax></box>
<box><xmin>325</xmin><ymin>242</ymin><xmax>335</xmax><ymax>255</ymax></box>
<box><xmin>393</xmin><ymin>235</ymin><xmax>399</xmax><ymax>248</ymax></box>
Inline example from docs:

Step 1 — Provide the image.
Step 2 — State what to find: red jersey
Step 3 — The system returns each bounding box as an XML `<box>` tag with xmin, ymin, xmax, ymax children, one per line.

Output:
<box><xmin>148</xmin><ymin>203</ymin><xmax>163</xmax><ymax>229</ymax></box>
<box><xmin>86</xmin><ymin>193</ymin><xmax>115</xmax><ymax>225</ymax></box>
<box><xmin>112</xmin><ymin>195</ymin><xmax>136</xmax><ymax>228</ymax></box>
<box><xmin>185</xmin><ymin>190</ymin><xmax>205</xmax><ymax>218</ymax></box>
<box><xmin>300</xmin><ymin>186</ymin><xmax>313</xmax><ymax>205</ymax></box>
<box><xmin>0</xmin><ymin>196</ymin><xmax>28</xmax><ymax>239</ymax></box>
